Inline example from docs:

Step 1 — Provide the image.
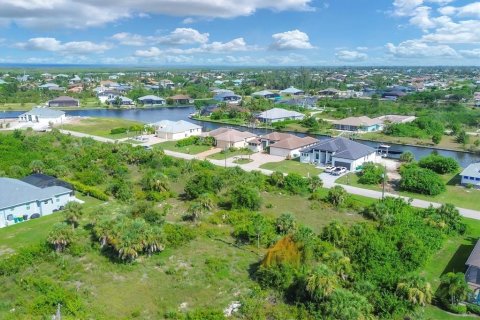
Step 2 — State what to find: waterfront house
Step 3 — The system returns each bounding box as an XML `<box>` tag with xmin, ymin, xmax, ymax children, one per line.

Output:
<box><xmin>300</xmin><ymin>137</ymin><xmax>377</xmax><ymax>171</ymax></box>
<box><xmin>18</xmin><ymin>107</ymin><xmax>66</xmax><ymax>125</ymax></box>
<box><xmin>138</xmin><ymin>95</ymin><xmax>166</xmax><ymax>106</ymax></box>
<box><xmin>460</xmin><ymin>163</ymin><xmax>480</xmax><ymax>188</ymax></box>
<box><xmin>0</xmin><ymin>177</ymin><xmax>75</xmax><ymax>228</ymax></box>
<box><xmin>169</xmin><ymin>94</ymin><xmax>193</xmax><ymax>104</ymax></box>
<box><xmin>107</xmin><ymin>96</ymin><xmax>134</xmax><ymax>106</ymax></box>
<box><xmin>48</xmin><ymin>96</ymin><xmax>80</xmax><ymax>108</ymax></box>
<box><xmin>465</xmin><ymin>239</ymin><xmax>480</xmax><ymax>290</ymax></box>
<box><xmin>333</xmin><ymin>116</ymin><xmax>383</xmax><ymax>132</ymax></box>
<box><xmin>269</xmin><ymin>136</ymin><xmax>318</xmax><ymax>158</ymax></box>
<box><xmin>213</xmin><ymin>92</ymin><xmax>242</xmax><ymax>105</ymax></box>
<box><xmin>257</xmin><ymin>108</ymin><xmax>305</xmax><ymax>124</ymax></box>
<box><xmin>151</xmin><ymin>120</ymin><xmax>202</xmax><ymax>140</ymax></box>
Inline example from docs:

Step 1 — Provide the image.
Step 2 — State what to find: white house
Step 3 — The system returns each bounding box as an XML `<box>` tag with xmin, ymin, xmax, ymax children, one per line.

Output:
<box><xmin>460</xmin><ymin>163</ymin><xmax>480</xmax><ymax>188</ymax></box>
<box><xmin>18</xmin><ymin>107</ymin><xmax>66</xmax><ymax>125</ymax></box>
<box><xmin>206</xmin><ymin>128</ymin><xmax>257</xmax><ymax>149</ymax></box>
<box><xmin>152</xmin><ymin>120</ymin><xmax>202</xmax><ymax>140</ymax></box>
<box><xmin>0</xmin><ymin>177</ymin><xmax>75</xmax><ymax>228</ymax></box>
<box><xmin>280</xmin><ymin>86</ymin><xmax>305</xmax><ymax>96</ymax></box>
<box><xmin>269</xmin><ymin>136</ymin><xmax>318</xmax><ymax>158</ymax></box>
<box><xmin>257</xmin><ymin>108</ymin><xmax>305</xmax><ymax>124</ymax></box>
<box><xmin>300</xmin><ymin>137</ymin><xmax>377</xmax><ymax>171</ymax></box>
<box><xmin>138</xmin><ymin>95</ymin><xmax>166</xmax><ymax>106</ymax></box>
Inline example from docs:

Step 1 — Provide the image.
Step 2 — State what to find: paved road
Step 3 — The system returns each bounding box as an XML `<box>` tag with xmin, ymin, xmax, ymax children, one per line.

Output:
<box><xmin>58</xmin><ymin>130</ymin><xmax>480</xmax><ymax>220</ymax></box>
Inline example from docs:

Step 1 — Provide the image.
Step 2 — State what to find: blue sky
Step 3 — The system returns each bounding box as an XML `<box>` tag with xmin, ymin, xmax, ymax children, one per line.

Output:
<box><xmin>0</xmin><ymin>0</ymin><xmax>479</xmax><ymax>65</ymax></box>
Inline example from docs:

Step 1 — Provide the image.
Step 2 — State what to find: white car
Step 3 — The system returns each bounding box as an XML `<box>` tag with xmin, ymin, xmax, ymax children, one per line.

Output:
<box><xmin>324</xmin><ymin>166</ymin><xmax>336</xmax><ymax>173</ymax></box>
<box><xmin>331</xmin><ymin>167</ymin><xmax>347</xmax><ymax>176</ymax></box>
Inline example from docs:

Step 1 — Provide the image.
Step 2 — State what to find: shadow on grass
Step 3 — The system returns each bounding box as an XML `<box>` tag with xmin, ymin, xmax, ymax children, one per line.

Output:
<box><xmin>440</xmin><ymin>237</ymin><xmax>477</xmax><ymax>276</ymax></box>
<box><xmin>446</xmin><ymin>174</ymin><xmax>461</xmax><ymax>186</ymax></box>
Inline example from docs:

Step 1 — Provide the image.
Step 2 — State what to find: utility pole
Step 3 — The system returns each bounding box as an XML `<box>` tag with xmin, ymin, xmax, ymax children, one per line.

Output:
<box><xmin>382</xmin><ymin>163</ymin><xmax>386</xmax><ymax>200</ymax></box>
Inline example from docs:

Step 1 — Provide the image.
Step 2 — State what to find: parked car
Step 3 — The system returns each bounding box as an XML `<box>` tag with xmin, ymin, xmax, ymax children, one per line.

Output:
<box><xmin>331</xmin><ymin>167</ymin><xmax>347</xmax><ymax>176</ymax></box>
<box><xmin>325</xmin><ymin>166</ymin><xmax>336</xmax><ymax>173</ymax></box>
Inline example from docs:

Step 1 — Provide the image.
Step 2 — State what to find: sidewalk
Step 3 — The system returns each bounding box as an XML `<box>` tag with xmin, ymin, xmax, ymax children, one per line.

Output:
<box><xmin>58</xmin><ymin>129</ymin><xmax>480</xmax><ymax>221</ymax></box>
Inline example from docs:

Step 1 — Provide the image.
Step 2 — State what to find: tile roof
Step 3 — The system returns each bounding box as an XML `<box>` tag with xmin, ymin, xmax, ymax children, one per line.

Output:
<box><xmin>151</xmin><ymin>120</ymin><xmax>201</xmax><ymax>134</ymax></box>
<box><xmin>301</xmin><ymin>137</ymin><xmax>376</xmax><ymax>160</ymax></box>
<box><xmin>261</xmin><ymin>132</ymin><xmax>295</xmax><ymax>142</ymax></box>
<box><xmin>333</xmin><ymin>116</ymin><xmax>382</xmax><ymax>127</ymax></box>
<box><xmin>270</xmin><ymin>136</ymin><xmax>318</xmax><ymax>150</ymax></box>
<box><xmin>208</xmin><ymin>128</ymin><xmax>256</xmax><ymax>142</ymax></box>
<box><xmin>0</xmin><ymin>177</ymin><xmax>71</xmax><ymax>209</ymax></box>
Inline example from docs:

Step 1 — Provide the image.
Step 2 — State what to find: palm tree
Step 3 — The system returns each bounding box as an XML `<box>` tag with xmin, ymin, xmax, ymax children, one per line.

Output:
<box><xmin>439</xmin><ymin>272</ymin><xmax>470</xmax><ymax>305</ymax></box>
<box><xmin>143</xmin><ymin>227</ymin><xmax>165</xmax><ymax>256</ymax></box>
<box><xmin>306</xmin><ymin>264</ymin><xmax>339</xmax><ymax>302</ymax></box>
<box><xmin>187</xmin><ymin>202</ymin><xmax>207</xmax><ymax>222</ymax></box>
<box><xmin>47</xmin><ymin>223</ymin><xmax>74</xmax><ymax>253</ymax></box>
<box><xmin>63</xmin><ymin>201</ymin><xmax>84</xmax><ymax>229</ymax></box>
<box><xmin>197</xmin><ymin>193</ymin><xmax>215</xmax><ymax>211</ymax></box>
<box><xmin>321</xmin><ymin>221</ymin><xmax>347</xmax><ymax>248</ymax></box>
<box><xmin>29</xmin><ymin>160</ymin><xmax>45</xmax><ymax>174</ymax></box>
<box><xmin>308</xmin><ymin>175</ymin><xmax>323</xmax><ymax>192</ymax></box>
<box><xmin>93</xmin><ymin>216</ymin><xmax>117</xmax><ymax>248</ymax></box>
<box><xmin>142</xmin><ymin>171</ymin><xmax>170</xmax><ymax>192</ymax></box>
<box><xmin>326</xmin><ymin>250</ymin><xmax>352</xmax><ymax>282</ymax></box>
<box><xmin>396</xmin><ymin>274</ymin><xmax>433</xmax><ymax>307</ymax></box>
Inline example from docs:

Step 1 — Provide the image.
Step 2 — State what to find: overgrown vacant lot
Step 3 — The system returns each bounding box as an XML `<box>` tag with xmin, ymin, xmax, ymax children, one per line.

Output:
<box><xmin>155</xmin><ymin>140</ymin><xmax>212</xmax><ymax>154</ymax></box>
<box><xmin>60</xmin><ymin>117</ymin><xmax>144</xmax><ymax>139</ymax></box>
<box><xmin>337</xmin><ymin>171</ymin><xmax>480</xmax><ymax>211</ymax></box>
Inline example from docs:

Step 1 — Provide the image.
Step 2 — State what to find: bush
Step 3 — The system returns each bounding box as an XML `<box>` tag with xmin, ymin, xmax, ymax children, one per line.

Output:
<box><xmin>399</xmin><ymin>166</ymin><xmax>445</xmax><ymax>195</ymax></box>
<box><xmin>184</xmin><ymin>172</ymin><xmax>224</xmax><ymax>199</ymax></box>
<box><xmin>326</xmin><ymin>186</ymin><xmax>349</xmax><ymax>207</ymax></box>
<box><xmin>358</xmin><ymin>162</ymin><xmax>384</xmax><ymax>185</ymax></box>
<box><xmin>163</xmin><ymin>224</ymin><xmax>196</xmax><ymax>248</ymax></box>
<box><xmin>66</xmin><ymin>180</ymin><xmax>109</xmax><ymax>201</ymax></box>
<box><xmin>418</xmin><ymin>154</ymin><xmax>459</xmax><ymax>174</ymax></box>
<box><xmin>230</xmin><ymin>185</ymin><xmax>262</xmax><ymax>210</ymax></box>
<box><xmin>284</xmin><ymin>173</ymin><xmax>309</xmax><ymax>194</ymax></box>
<box><xmin>110</xmin><ymin>127</ymin><xmax>128</xmax><ymax>134</ymax></box>
<box><xmin>467</xmin><ymin>303</ymin><xmax>480</xmax><ymax>315</ymax></box>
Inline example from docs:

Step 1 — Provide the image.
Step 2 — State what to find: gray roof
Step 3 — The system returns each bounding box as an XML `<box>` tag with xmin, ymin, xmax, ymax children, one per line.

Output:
<box><xmin>466</xmin><ymin>239</ymin><xmax>480</xmax><ymax>268</ymax></box>
<box><xmin>252</xmin><ymin>90</ymin><xmax>274</xmax><ymax>96</ymax></box>
<box><xmin>301</xmin><ymin>137</ymin><xmax>376</xmax><ymax>160</ymax></box>
<box><xmin>280</xmin><ymin>87</ymin><xmax>304</xmax><ymax>94</ymax></box>
<box><xmin>138</xmin><ymin>95</ymin><xmax>165</xmax><ymax>101</ymax></box>
<box><xmin>0</xmin><ymin>177</ymin><xmax>71</xmax><ymax>209</ymax></box>
<box><xmin>21</xmin><ymin>107</ymin><xmax>65</xmax><ymax>118</ymax></box>
<box><xmin>257</xmin><ymin>108</ymin><xmax>304</xmax><ymax>120</ymax></box>
<box><xmin>460</xmin><ymin>163</ymin><xmax>480</xmax><ymax>178</ymax></box>
<box><xmin>151</xmin><ymin>120</ymin><xmax>201</xmax><ymax>134</ymax></box>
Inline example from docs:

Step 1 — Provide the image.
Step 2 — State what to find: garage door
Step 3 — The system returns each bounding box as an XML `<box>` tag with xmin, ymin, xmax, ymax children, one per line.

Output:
<box><xmin>333</xmin><ymin>161</ymin><xmax>351</xmax><ymax>170</ymax></box>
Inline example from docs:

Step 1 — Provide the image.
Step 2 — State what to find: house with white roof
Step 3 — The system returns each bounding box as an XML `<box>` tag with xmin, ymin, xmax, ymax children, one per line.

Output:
<box><xmin>18</xmin><ymin>107</ymin><xmax>66</xmax><ymax>125</ymax></box>
<box><xmin>460</xmin><ymin>163</ymin><xmax>480</xmax><ymax>188</ymax></box>
<box><xmin>138</xmin><ymin>95</ymin><xmax>166</xmax><ymax>105</ymax></box>
<box><xmin>280</xmin><ymin>86</ymin><xmax>305</xmax><ymax>96</ymax></box>
<box><xmin>0</xmin><ymin>177</ymin><xmax>75</xmax><ymax>228</ymax></box>
<box><xmin>257</xmin><ymin>108</ymin><xmax>305</xmax><ymax>124</ymax></box>
<box><xmin>151</xmin><ymin>120</ymin><xmax>202</xmax><ymax>140</ymax></box>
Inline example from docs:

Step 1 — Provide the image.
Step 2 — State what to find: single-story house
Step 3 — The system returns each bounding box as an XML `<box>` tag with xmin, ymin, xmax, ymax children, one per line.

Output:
<box><xmin>300</xmin><ymin>137</ymin><xmax>377</xmax><ymax>171</ymax></box>
<box><xmin>460</xmin><ymin>163</ymin><xmax>480</xmax><ymax>188</ymax></box>
<box><xmin>257</xmin><ymin>108</ymin><xmax>305</xmax><ymax>124</ymax></box>
<box><xmin>138</xmin><ymin>95</ymin><xmax>166</xmax><ymax>105</ymax></box>
<box><xmin>0</xmin><ymin>177</ymin><xmax>75</xmax><ymax>228</ymax></box>
<box><xmin>151</xmin><ymin>120</ymin><xmax>202</xmax><ymax>140</ymax></box>
<box><xmin>39</xmin><ymin>83</ymin><xmax>60</xmax><ymax>90</ymax></box>
<box><xmin>276</xmin><ymin>96</ymin><xmax>319</xmax><ymax>109</ymax></box>
<box><xmin>22</xmin><ymin>174</ymin><xmax>74</xmax><ymax>190</ymax></box>
<box><xmin>465</xmin><ymin>239</ymin><xmax>480</xmax><ymax>290</ymax></box>
<box><xmin>280</xmin><ymin>87</ymin><xmax>305</xmax><ymax>96</ymax></box>
<box><xmin>252</xmin><ymin>90</ymin><xmax>280</xmax><ymax>100</ymax></box>
<box><xmin>18</xmin><ymin>107</ymin><xmax>66</xmax><ymax>124</ymax></box>
<box><xmin>333</xmin><ymin>116</ymin><xmax>383</xmax><ymax>132</ymax></box>
<box><xmin>260</xmin><ymin>132</ymin><xmax>295</xmax><ymax>149</ymax></box>
<box><xmin>213</xmin><ymin>92</ymin><xmax>242</xmax><ymax>105</ymax></box>
<box><xmin>169</xmin><ymin>94</ymin><xmax>193</xmax><ymax>104</ymax></box>
<box><xmin>206</xmin><ymin>128</ymin><xmax>257</xmax><ymax>149</ymax></box>
<box><xmin>318</xmin><ymin>88</ymin><xmax>339</xmax><ymax>97</ymax></box>
<box><xmin>48</xmin><ymin>96</ymin><xmax>80</xmax><ymax>108</ymax></box>
<box><xmin>269</xmin><ymin>136</ymin><xmax>318</xmax><ymax>159</ymax></box>
<box><xmin>377</xmin><ymin>115</ymin><xmax>416</xmax><ymax>124</ymax></box>
<box><xmin>107</xmin><ymin>96</ymin><xmax>134</xmax><ymax>106</ymax></box>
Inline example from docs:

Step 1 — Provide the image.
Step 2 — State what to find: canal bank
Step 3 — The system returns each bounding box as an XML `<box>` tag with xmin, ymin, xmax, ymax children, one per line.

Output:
<box><xmin>1</xmin><ymin>107</ymin><xmax>479</xmax><ymax>167</ymax></box>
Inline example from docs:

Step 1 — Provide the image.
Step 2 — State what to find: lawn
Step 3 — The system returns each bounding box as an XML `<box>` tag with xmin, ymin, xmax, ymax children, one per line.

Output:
<box><xmin>260</xmin><ymin>159</ymin><xmax>323</xmax><ymax>177</ymax></box>
<box><xmin>155</xmin><ymin>140</ymin><xmax>212</xmax><ymax>154</ymax></box>
<box><xmin>0</xmin><ymin>195</ymin><xmax>102</xmax><ymax>255</ymax></box>
<box><xmin>337</xmin><ymin>172</ymin><xmax>480</xmax><ymax>211</ymax></box>
<box><xmin>208</xmin><ymin>148</ymin><xmax>253</xmax><ymax>160</ymax></box>
<box><xmin>233</xmin><ymin>158</ymin><xmax>254</xmax><ymax>164</ymax></box>
<box><xmin>421</xmin><ymin>217</ymin><xmax>480</xmax><ymax>319</ymax></box>
<box><xmin>0</xmin><ymin>102</ymin><xmax>37</xmax><ymax>111</ymax></box>
<box><xmin>60</xmin><ymin>117</ymin><xmax>145</xmax><ymax>139</ymax></box>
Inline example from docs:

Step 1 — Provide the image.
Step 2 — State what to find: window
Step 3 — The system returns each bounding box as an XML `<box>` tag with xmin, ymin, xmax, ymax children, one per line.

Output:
<box><xmin>6</xmin><ymin>214</ymin><xmax>13</xmax><ymax>221</ymax></box>
<box><xmin>471</xmin><ymin>177</ymin><xmax>475</xmax><ymax>180</ymax></box>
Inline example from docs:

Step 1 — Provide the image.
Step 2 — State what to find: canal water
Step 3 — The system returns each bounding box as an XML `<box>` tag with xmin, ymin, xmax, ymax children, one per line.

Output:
<box><xmin>2</xmin><ymin>107</ymin><xmax>479</xmax><ymax>167</ymax></box>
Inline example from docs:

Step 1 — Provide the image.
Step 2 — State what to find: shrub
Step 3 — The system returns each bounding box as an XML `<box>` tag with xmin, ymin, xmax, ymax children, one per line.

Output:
<box><xmin>358</xmin><ymin>162</ymin><xmax>384</xmax><ymax>185</ymax></box>
<box><xmin>163</xmin><ymin>224</ymin><xmax>196</xmax><ymax>248</ymax></box>
<box><xmin>467</xmin><ymin>303</ymin><xmax>480</xmax><ymax>315</ymax></box>
<box><xmin>399</xmin><ymin>166</ymin><xmax>445</xmax><ymax>195</ymax></box>
<box><xmin>399</xmin><ymin>151</ymin><xmax>414</xmax><ymax>163</ymax></box>
<box><xmin>326</xmin><ymin>186</ymin><xmax>349</xmax><ymax>207</ymax></box>
<box><xmin>110</xmin><ymin>127</ymin><xmax>128</xmax><ymax>134</ymax></box>
<box><xmin>184</xmin><ymin>172</ymin><xmax>224</xmax><ymax>199</ymax></box>
<box><xmin>418</xmin><ymin>154</ymin><xmax>459</xmax><ymax>174</ymax></box>
<box><xmin>66</xmin><ymin>180</ymin><xmax>109</xmax><ymax>201</ymax></box>
<box><xmin>284</xmin><ymin>173</ymin><xmax>309</xmax><ymax>194</ymax></box>
<box><xmin>230</xmin><ymin>185</ymin><xmax>262</xmax><ymax>211</ymax></box>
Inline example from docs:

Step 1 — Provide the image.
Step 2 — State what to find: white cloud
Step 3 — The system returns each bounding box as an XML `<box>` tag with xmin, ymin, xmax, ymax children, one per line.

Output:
<box><xmin>439</xmin><ymin>2</ymin><xmax>480</xmax><ymax>18</ymax></box>
<box><xmin>134</xmin><ymin>47</ymin><xmax>162</xmax><ymax>57</ymax></box>
<box><xmin>460</xmin><ymin>48</ymin><xmax>480</xmax><ymax>58</ymax></box>
<box><xmin>269</xmin><ymin>30</ymin><xmax>314</xmax><ymax>50</ymax></box>
<box><xmin>335</xmin><ymin>50</ymin><xmax>368</xmax><ymax>62</ymax></box>
<box><xmin>112</xmin><ymin>28</ymin><xmax>209</xmax><ymax>47</ymax></box>
<box><xmin>15</xmin><ymin>37</ymin><xmax>112</xmax><ymax>54</ymax></box>
<box><xmin>421</xmin><ymin>19</ymin><xmax>480</xmax><ymax>43</ymax></box>
<box><xmin>392</xmin><ymin>0</ymin><xmax>453</xmax><ymax>16</ymax></box>
<box><xmin>386</xmin><ymin>39</ymin><xmax>459</xmax><ymax>58</ymax></box>
<box><xmin>0</xmin><ymin>0</ymin><xmax>313</xmax><ymax>29</ymax></box>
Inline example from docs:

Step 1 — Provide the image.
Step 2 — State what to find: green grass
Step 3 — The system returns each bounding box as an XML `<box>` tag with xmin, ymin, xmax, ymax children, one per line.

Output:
<box><xmin>0</xmin><ymin>103</ymin><xmax>37</xmax><ymax>111</ymax></box>
<box><xmin>155</xmin><ymin>141</ymin><xmax>212</xmax><ymax>154</ymax></box>
<box><xmin>208</xmin><ymin>148</ymin><xmax>253</xmax><ymax>160</ymax></box>
<box><xmin>60</xmin><ymin>117</ymin><xmax>145</xmax><ymax>139</ymax></box>
<box><xmin>0</xmin><ymin>195</ymin><xmax>102</xmax><ymax>255</ymax></box>
<box><xmin>260</xmin><ymin>159</ymin><xmax>323</xmax><ymax>177</ymax></box>
<box><xmin>233</xmin><ymin>158</ymin><xmax>254</xmax><ymax>164</ymax></box>
<box><xmin>337</xmin><ymin>172</ymin><xmax>480</xmax><ymax>211</ymax></box>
